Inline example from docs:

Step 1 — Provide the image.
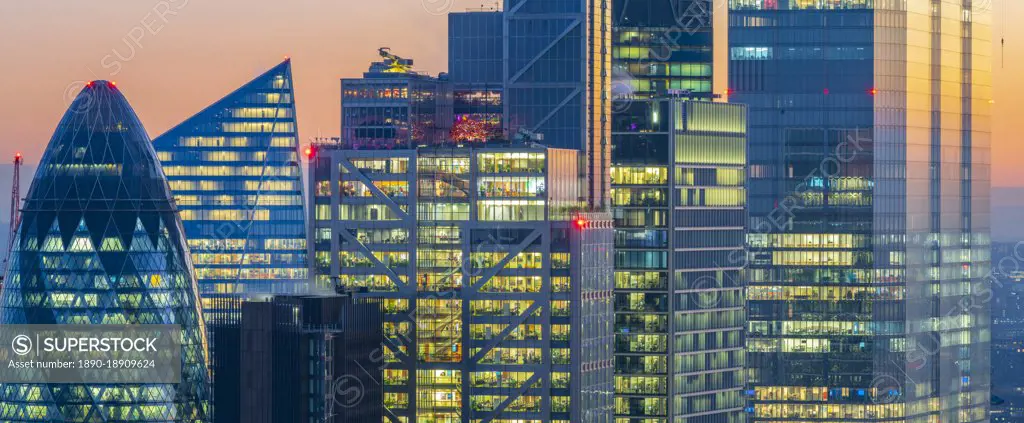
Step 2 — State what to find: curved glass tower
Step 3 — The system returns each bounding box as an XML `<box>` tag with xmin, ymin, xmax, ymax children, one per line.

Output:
<box><xmin>0</xmin><ymin>81</ymin><xmax>209</xmax><ymax>422</ymax></box>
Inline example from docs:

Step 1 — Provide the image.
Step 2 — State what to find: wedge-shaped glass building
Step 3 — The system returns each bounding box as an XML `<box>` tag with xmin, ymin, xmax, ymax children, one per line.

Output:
<box><xmin>153</xmin><ymin>60</ymin><xmax>307</xmax><ymax>316</ymax></box>
<box><xmin>0</xmin><ymin>81</ymin><xmax>209</xmax><ymax>422</ymax></box>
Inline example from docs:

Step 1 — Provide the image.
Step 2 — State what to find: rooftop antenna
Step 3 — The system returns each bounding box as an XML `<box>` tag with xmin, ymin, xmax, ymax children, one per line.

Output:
<box><xmin>1002</xmin><ymin>0</ymin><xmax>1006</xmax><ymax>69</ymax></box>
<box><xmin>1</xmin><ymin>152</ymin><xmax>23</xmax><ymax>286</ymax></box>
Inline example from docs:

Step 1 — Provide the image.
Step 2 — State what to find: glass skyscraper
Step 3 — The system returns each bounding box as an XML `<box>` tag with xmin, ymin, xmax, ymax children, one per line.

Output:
<box><xmin>0</xmin><ymin>81</ymin><xmax>209</xmax><ymax>422</ymax></box>
<box><xmin>610</xmin><ymin>3</ymin><xmax>739</xmax><ymax>423</ymax></box>
<box><xmin>731</xmin><ymin>2</ymin><xmax>991</xmax><ymax>423</ymax></box>
<box><xmin>449</xmin><ymin>10</ymin><xmax>504</xmax><ymax>142</ymax></box>
<box><xmin>309</xmin><ymin>143</ymin><xmax>615</xmax><ymax>423</ymax></box>
<box><xmin>152</xmin><ymin>59</ymin><xmax>308</xmax><ymax>316</ymax></box>
<box><xmin>611</xmin><ymin>98</ymin><xmax>748</xmax><ymax>423</ymax></box>
<box><xmin>503</xmin><ymin>0</ymin><xmax>612</xmax><ymax>208</ymax></box>
<box><xmin>611</xmin><ymin>0</ymin><xmax>726</xmax><ymax>98</ymax></box>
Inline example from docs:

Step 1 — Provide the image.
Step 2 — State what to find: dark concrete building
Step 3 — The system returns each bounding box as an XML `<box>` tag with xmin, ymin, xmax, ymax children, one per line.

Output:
<box><xmin>211</xmin><ymin>293</ymin><xmax>384</xmax><ymax>423</ymax></box>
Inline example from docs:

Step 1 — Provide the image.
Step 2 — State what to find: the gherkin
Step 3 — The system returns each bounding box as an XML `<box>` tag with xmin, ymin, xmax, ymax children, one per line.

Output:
<box><xmin>0</xmin><ymin>81</ymin><xmax>209</xmax><ymax>422</ymax></box>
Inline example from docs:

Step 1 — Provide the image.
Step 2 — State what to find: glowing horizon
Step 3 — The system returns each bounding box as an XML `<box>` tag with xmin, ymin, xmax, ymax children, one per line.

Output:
<box><xmin>0</xmin><ymin>0</ymin><xmax>1021</xmax><ymax>186</ymax></box>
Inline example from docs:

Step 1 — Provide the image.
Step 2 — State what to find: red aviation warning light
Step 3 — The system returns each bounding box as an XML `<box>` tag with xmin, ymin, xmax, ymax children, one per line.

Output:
<box><xmin>304</xmin><ymin>145</ymin><xmax>316</xmax><ymax>160</ymax></box>
<box><xmin>574</xmin><ymin>218</ymin><xmax>587</xmax><ymax>229</ymax></box>
<box><xmin>1</xmin><ymin>152</ymin><xmax>24</xmax><ymax>285</ymax></box>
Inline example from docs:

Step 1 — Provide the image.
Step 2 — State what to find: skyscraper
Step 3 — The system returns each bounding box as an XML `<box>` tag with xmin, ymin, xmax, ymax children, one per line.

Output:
<box><xmin>152</xmin><ymin>60</ymin><xmax>308</xmax><ymax>317</ymax></box>
<box><xmin>0</xmin><ymin>81</ymin><xmax>209</xmax><ymax>422</ymax></box>
<box><xmin>731</xmin><ymin>2</ymin><xmax>992</xmax><ymax>423</ymax></box>
<box><xmin>309</xmin><ymin>143</ymin><xmax>615</xmax><ymax>422</ymax></box>
<box><xmin>503</xmin><ymin>0</ymin><xmax>612</xmax><ymax>208</ymax></box>
<box><xmin>449</xmin><ymin>10</ymin><xmax>504</xmax><ymax>143</ymax></box>
<box><xmin>209</xmin><ymin>293</ymin><xmax>384</xmax><ymax>423</ymax></box>
<box><xmin>611</xmin><ymin>0</ymin><xmax>728</xmax><ymax>98</ymax></box>
<box><xmin>611</xmin><ymin>97</ymin><xmax>747</xmax><ymax>423</ymax></box>
<box><xmin>609</xmin><ymin>2</ymin><xmax>739</xmax><ymax>423</ymax></box>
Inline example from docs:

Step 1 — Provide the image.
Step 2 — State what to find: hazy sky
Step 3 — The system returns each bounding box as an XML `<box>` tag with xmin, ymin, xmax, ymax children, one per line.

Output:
<box><xmin>0</xmin><ymin>0</ymin><xmax>1021</xmax><ymax>187</ymax></box>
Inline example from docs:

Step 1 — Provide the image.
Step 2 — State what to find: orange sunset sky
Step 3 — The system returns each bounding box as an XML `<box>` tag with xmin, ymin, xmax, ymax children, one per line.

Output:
<box><xmin>0</xmin><ymin>0</ymin><xmax>1020</xmax><ymax>187</ymax></box>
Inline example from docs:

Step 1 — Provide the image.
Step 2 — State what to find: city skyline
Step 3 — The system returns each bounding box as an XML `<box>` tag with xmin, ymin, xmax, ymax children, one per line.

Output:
<box><xmin>0</xmin><ymin>2</ymin><xmax>1013</xmax><ymax>422</ymax></box>
<box><xmin>2</xmin><ymin>0</ymin><xmax>1024</xmax><ymax>189</ymax></box>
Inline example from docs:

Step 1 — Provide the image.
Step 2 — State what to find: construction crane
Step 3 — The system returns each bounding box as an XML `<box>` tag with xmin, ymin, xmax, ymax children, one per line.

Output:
<box><xmin>1</xmin><ymin>152</ymin><xmax>23</xmax><ymax>285</ymax></box>
<box><xmin>378</xmin><ymin>47</ymin><xmax>415</xmax><ymax>74</ymax></box>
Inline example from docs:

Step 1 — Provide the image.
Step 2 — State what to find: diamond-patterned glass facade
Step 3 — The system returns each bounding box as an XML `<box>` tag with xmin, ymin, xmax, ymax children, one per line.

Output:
<box><xmin>0</xmin><ymin>81</ymin><xmax>210</xmax><ymax>422</ymax></box>
<box><xmin>152</xmin><ymin>60</ymin><xmax>307</xmax><ymax>318</ymax></box>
